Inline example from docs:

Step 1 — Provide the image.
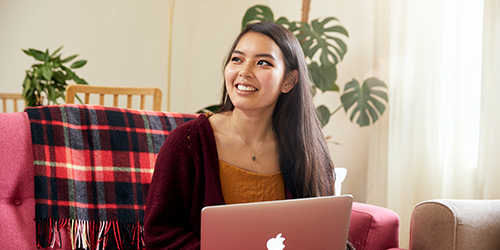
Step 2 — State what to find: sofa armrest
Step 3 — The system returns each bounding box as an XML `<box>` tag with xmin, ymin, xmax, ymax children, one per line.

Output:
<box><xmin>410</xmin><ymin>199</ymin><xmax>500</xmax><ymax>250</ymax></box>
<box><xmin>349</xmin><ymin>202</ymin><xmax>400</xmax><ymax>250</ymax></box>
<box><xmin>0</xmin><ymin>112</ymin><xmax>37</xmax><ymax>249</ymax></box>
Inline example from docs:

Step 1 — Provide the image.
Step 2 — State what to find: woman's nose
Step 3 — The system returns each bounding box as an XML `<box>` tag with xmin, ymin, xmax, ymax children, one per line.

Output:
<box><xmin>238</xmin><ymin>71</ymin><xmax>249</xmax><ymax>78</ymax></box>
<box><xmin>238</xmin><ymin>65</ymin><xmax>253</xmax><ymax>78</ymax></box>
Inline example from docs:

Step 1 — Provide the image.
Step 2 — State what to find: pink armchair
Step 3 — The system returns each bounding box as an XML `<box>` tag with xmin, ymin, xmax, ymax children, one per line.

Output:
<box><xmin>0</xmin><ymin>105</ymin><xmax>401</xmax><ymax>250</ymax></box>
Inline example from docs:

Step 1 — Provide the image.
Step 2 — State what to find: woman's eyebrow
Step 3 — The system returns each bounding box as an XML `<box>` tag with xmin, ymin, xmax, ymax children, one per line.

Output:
<box><xmin>232</xmin><ymin>50</ymin><xmax>245</xmax><ymax>56</ymax></box>
<box><xmin>255</xmin><ymin>53</ymin><xmax>276</xmax><ymax>60</ymax></box>
<box><xmin>232</xmin><ymin>50</ymin><xmax>276</xmax><ymax>60</ymax></box>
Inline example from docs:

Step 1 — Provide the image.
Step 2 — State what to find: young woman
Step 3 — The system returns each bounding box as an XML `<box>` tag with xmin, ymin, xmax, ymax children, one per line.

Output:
<box><xmin>144</xmin><ymin>21</ymin><xmax>339</xmax><ymax>249</ymax></box>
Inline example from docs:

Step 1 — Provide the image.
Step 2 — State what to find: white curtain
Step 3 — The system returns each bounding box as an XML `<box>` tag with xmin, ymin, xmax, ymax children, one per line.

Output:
<box><xmin>367</xmin><ymin>0</ymin><xmax>499</xmax><ymax>247</ymax></box>
<box><xmin>476</xmin><ymin>0</ymin><xmax>500</xmax><ymax>199</ymax></box>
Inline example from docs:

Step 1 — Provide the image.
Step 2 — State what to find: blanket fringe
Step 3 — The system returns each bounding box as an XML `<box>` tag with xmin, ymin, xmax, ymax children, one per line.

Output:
<box><xmin>36</xmin><ymin>219</ymin><xmax>144</xmax><ymax>250</ymax></box>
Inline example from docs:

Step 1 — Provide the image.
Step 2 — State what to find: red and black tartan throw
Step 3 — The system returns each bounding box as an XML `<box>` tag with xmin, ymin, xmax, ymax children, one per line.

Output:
<box><xmin>27</xmin><ymin>104</ymin><xmax>197</xmax><ymax>250</ymax></box>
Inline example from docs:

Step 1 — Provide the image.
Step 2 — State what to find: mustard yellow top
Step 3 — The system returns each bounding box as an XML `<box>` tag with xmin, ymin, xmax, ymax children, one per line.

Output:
<box><xmin>219</xmin><ymin>160</ymin><xmax>285</xmax><ymax>204</ymax></box>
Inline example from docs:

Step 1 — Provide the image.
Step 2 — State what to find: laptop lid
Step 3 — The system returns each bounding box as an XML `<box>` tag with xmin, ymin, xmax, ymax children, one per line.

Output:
<box><xmin>201</xmin><ymin>194</ymin><xmax>353</xmax><ymax>250</ymax></box>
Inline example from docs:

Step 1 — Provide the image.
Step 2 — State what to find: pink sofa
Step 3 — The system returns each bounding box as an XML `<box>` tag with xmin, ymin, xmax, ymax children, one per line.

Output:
<box><xmin>0</xmin><ymin>105</ymin><xmax>401</xmax><ymax>250</ymax></box>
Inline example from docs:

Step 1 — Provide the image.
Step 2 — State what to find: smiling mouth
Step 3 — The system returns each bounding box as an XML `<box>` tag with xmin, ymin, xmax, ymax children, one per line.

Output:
<box><xmin>236</xmin><ymin>84</ymin><xmax>257</xmax><ymax>92</ymax></box>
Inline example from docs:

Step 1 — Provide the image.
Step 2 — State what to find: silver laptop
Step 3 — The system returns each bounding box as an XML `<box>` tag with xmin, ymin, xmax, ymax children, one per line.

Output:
<box><xmin>201</xmin><ymin>194</ymin><xmax>353</xmax><ymax>250</ymax></box>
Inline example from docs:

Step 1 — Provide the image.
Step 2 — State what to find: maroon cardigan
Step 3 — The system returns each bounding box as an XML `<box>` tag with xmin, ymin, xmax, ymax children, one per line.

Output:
<box><xmin>144</xmin><ymin>115</ymin><xmax>293</xmax><ymax>249</ymax></box>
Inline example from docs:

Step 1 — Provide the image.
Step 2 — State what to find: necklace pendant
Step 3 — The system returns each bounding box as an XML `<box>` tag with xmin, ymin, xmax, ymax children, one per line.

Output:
<box><xmin>252</xmin><ymin>155</ymin><xmax>256</xmax><ymax>161</ymax></box>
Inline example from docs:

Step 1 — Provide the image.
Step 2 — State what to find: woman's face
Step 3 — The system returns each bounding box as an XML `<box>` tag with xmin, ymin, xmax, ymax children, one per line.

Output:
<box><xmin>225</xmin><ymin>32</ymin><xmax>292</xmax><ymax>114</ymax></box>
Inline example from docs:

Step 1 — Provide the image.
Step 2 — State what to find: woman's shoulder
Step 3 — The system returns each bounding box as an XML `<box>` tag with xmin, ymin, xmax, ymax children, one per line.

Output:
<box><xmin>168</xmin><ymin>113</ymin><xmax>212</xmax><ymax>137</ymax></box>
<box><xmin>205</xmin><ymin>112</ymin><xmax>227</xmax><ymax>129</ymax></box>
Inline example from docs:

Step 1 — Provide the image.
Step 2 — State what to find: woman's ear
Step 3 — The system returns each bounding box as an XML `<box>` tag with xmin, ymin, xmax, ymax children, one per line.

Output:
<box><xmin>282</xmin><ymin>70</ymin><xmax>298</xmax><ymax>93</ymax></box>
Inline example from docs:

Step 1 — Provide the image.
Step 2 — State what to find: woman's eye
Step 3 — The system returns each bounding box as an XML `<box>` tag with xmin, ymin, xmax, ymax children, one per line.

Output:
<box><xmin>257</xmin><ymin>60</ymin><xmax>272</xmax><ymax>66</ymax></box>
<box><xmin>231</xmin><ymin>57</ymin><xmax>242</xmax><ymax>62</ymax></box>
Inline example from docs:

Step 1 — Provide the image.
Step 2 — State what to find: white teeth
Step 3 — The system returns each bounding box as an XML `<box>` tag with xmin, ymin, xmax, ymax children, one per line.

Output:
<box><xmin>237</xmin><ymin>85</ymin><xmax>257</xmax><ymax>91</ymax></box>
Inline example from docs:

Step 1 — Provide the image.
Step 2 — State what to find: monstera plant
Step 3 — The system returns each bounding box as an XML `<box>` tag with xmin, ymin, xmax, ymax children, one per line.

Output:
<box><xmin>22</xmin><ymin>46</ymin><xmax>88</xmax><ymax>107</ymax></box>
<box><xmin>242</xmin><ymin>5</ymin><xmax>389</xmax><ymax>127</ymax></box>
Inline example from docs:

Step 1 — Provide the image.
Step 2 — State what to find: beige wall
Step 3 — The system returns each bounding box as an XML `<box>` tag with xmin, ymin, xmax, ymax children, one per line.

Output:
<box><xmin>0</xmin><ymin>0</ymin><xmax>386</xmax><ymax>204</ymax></box>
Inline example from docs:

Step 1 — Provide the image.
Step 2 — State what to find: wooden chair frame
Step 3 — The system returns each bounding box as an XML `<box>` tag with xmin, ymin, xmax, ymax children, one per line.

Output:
<box><xmin>65</xmin><ymin>85</ymin><xmax>162</xmax><ymax>111</ymax></box>
<box><xmin>0</xmin><ymin>93</ymin><xmax>24</xmax><ymax>113</ymax></box>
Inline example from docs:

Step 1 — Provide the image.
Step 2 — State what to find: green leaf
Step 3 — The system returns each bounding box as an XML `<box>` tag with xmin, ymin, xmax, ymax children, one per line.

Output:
<box><xmin>52</xmin><ymin>61</ymin><xmax>61</xmax><ymax>69</ymax></box>
<box><xmin>22</xmin><ymin>73</ymin><xmax>32</xmax><ymax>97</ymax></box>
<box><xmin>54</xmin><ymin>81</ymin><xmax>67</xmax><ymax>90</ymax></box>
<box><xmin>61</xmin><ymin>54</ymin><xmax>78</xmax><ymax>63</ymax></box>
<box><xmin>23</xmin><ymin>49</ymin><xmax>32</xmax><ymax>56</ymax></box>
<box><xmin>41</xmin><ymin>63</ymin><xmax>53</xmax><ymax>81</ymax></box>
<box><xmin>61</xmin><ymin>65</ymin><xmax>75</xmax><ymax>79</ymax></box>
<box><xmin>47</xmin><ymin>85</ymin><xmax>58</xmax><ymax>104</ymax></box>
<box><xmin>33</xmin><ymin>66</ymin><xmax>43</xmax><ymax>79</ymax></box>
<box><xmin>70</xmin><ymin>60</ymin><xmax>87</xmax><ymax>69</ymax></box>
<box><xmin>276</xmin><ymin>17</ymin><xmax>300</xmax><ymax>33</ymax></box>
<box><xmin>297</xmin><ymin>33</ymin><xmax>316</xmax><ymax>58</ymax></box>
<box><xmin>309</xmin><ymin>62</ymin><xmax>338</xmax><ymax>92</ymax></box>
<box><xmin>29</xmin><ymin>49</ymin><xmax>47</xmax><ymax>61</ymax></box>
<box><xmin>68</xmin><ymin>71</ymin><xmax>88</xmax><ymax>85</ymax></box>
<box><xmin>296</xmin><ymin>18</ymin><xmax>348</xmax><ymax>65</ymax></box>
<box><xmin>25</xmin><ymin>91</ymin><xmax>37</xmax><ymax>107</ymax></box>
<box><xmin>242</xmin><ymin>5</ymin><xmax>274</xmax><ymax>30</ymax></box>
<box><xmin>324</xmin><ymin>25</ymin><xmax>349</xmax><ymax>37</ymax></box>
<box><xmin>33</xmin><ymin>78</ymin><xmax>42</xmax><ymax>91</ymax></box>
<box><xmin>340</xmin><ymin>77</ymin><xmax>389</xmax><ymax>127</ymax></box>
<box><xmin>364</xmin><ymin>78</ymin><xmax>389</xmax><ymax>102</ymax></box>
<box><xmin>50</xmin><ymin>46</ymin><xmax>63</xmax><ymax>57</ymax></box>
<box><xmin>50</xmin><ymin>54</ymin><xmax>61</xmax><ymax>65</ymax></box>
<box><xmin>23</xmin><ymin>82</ymin><xmax>39</xmax><ymax>106</ymax></box>
<box><xmin>330</xmin><ymin>37</ymin><xmax>348</xmax><ymax>60</ymax></box>
<box><xmin>44</xmin><ymin>49</ymin><xmax>50</xmax><ymax>62</ymax></box>
<box><xmin>316</xmin><ymin>105</ymin><xmax>331</xmax><ymax>128</ymax></box>
<box><xmin>31</xmin><ymin>63</ymin><xmax>42</xmax><ymax>70</ymax></box>
<box><xmin>52</xmin><ymin>71</ymin><xmax>66</xmax><ymax>84</ymax></box>
<box><xmin>75</xmin><ymin>78</ymin><xmax>88</xmax><ymax>85</ymax></box>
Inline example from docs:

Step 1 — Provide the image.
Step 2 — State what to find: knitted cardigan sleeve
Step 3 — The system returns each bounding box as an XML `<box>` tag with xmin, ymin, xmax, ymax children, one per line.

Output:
<box><xmin>144</xmin><ymin>115</ymin><xmax>224</xmax><ymax>250</ymax></box>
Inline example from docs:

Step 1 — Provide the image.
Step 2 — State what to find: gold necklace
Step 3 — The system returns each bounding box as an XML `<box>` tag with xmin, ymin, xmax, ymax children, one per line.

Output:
<box><xmin>231</xmin><ymin>115</ymin><xmax>271</xmax><ymax>161</ymax></box>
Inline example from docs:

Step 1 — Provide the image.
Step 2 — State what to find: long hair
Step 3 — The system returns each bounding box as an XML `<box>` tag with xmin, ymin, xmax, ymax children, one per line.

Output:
<box><xmin>218</xmin><ymin>22</ymin><xmax>334</xmax><ymax>198</ymax></box>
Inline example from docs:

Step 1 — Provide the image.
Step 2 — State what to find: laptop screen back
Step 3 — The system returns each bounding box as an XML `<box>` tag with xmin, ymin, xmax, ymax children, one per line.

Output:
<box><xmin>201</xmin><ymin>195</ymin><xmax>353</xmax><ymax>250</ymax></box>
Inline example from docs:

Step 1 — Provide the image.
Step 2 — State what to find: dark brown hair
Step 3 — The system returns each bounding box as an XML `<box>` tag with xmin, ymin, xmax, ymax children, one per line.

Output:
<box><xmin>218</xmin><ymin>22</ymin><xmax>335</xmax><ymax>198</ymax></box>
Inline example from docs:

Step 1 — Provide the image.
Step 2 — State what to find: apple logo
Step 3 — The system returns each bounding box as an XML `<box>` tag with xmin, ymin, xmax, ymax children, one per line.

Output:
<box><xmin>266</xmin><ymin>233</ymin><xmax>286</xmax><ymax>250</ymax></box>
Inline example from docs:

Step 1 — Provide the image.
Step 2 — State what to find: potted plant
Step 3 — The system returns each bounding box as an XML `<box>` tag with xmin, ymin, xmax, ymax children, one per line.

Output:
<box><xmin>22</xmin><ymin>46</ymin><xmax>88</xmax><ymax>107</ymax></box>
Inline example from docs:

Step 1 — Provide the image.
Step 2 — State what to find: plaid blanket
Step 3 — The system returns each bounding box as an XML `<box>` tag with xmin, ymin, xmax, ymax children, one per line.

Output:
<box><xmin>27</xmin><ymin>104</ymin><xmax>197</xmax><ymax>250</ymax></box>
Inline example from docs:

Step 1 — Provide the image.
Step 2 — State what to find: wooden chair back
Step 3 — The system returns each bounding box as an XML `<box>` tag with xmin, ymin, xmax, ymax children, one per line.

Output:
<box><xmin>0</xmin><ymin>93</ymin><xmax>24</xmax><ymax>113</ymax></box>
<box><xmin>65</xmin><ymin>85</ymin><xmax>162</xmax><ymax>111</ymax></box>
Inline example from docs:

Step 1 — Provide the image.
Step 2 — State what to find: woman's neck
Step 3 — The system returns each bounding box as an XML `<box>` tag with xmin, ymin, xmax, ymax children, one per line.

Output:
<box><xmin>230</xmin><ymin>108</ymin><xmax>274</xmax><ymax>147</ymax></box>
